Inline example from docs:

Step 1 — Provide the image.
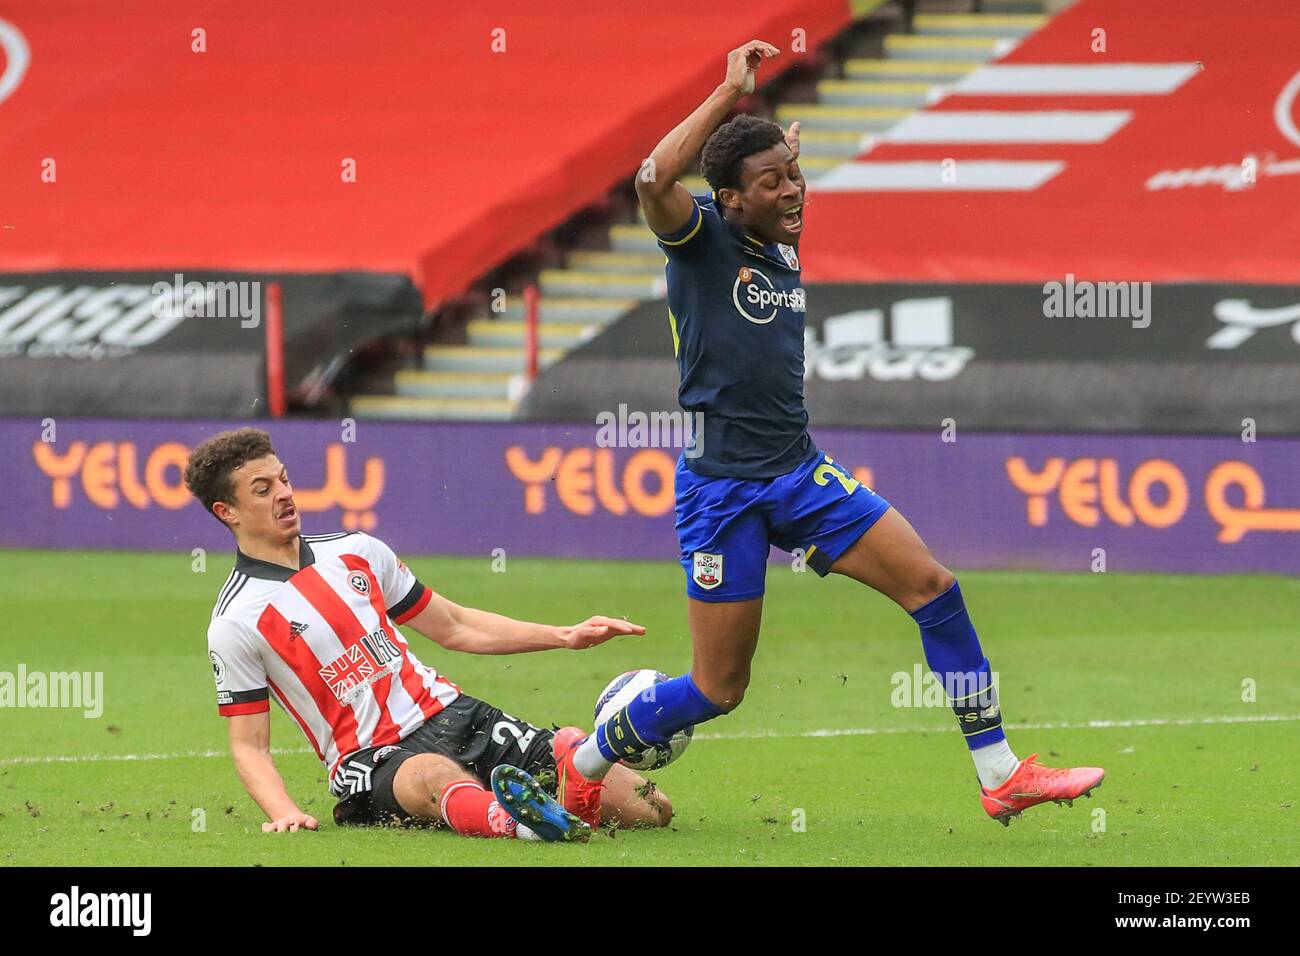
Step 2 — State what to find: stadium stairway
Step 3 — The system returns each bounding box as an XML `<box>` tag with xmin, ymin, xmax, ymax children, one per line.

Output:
<box><xmin>352</xmin><ymin>0</ymin><xmax>1054</xmax><ymax>422</ymax></box>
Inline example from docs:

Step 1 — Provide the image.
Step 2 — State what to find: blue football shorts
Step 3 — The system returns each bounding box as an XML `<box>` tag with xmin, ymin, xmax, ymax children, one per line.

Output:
<box><xmin>675</xmin><ymin>448</ymin><xmax>892</xmax><ymax>602</ymax></box>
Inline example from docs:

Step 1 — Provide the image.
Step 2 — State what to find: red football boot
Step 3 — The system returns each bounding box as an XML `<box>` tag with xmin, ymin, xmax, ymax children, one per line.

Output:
<box><xmin>981</xmin><ymin>753</ymin><xmax>1105</xmax><ymax>826</ymax></box>
<box><xmin>553</xmin><ymin>726</ymin><xmax>603</xmax><ymax>829</ymax></box>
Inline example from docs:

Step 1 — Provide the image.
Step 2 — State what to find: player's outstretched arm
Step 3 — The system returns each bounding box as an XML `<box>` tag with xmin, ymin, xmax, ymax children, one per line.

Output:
<box><xmin>402</xmin><ymin>588</ymin><xmax>645</xmax><ymax>654</ymax></box>
<box><xmin>227</xmin><ymin>711</ymin><xmax>319</xmax><ymax>833</ymax></box>
<box><xmin>636</xmin><ymin>39</ymin><xmax>780</xmax><ymax>235</ymax></box>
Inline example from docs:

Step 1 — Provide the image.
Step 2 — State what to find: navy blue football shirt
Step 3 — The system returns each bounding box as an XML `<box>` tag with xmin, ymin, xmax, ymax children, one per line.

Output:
<box><xmin>656</xmin><ymin>192</ymin><xmax>815</xmax><ymax>478</ymax></box>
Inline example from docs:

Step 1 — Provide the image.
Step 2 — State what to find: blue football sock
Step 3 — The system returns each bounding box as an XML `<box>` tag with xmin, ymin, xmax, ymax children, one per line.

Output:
<box><xmin>595</xmin><ymin>674</ymin><xmax>723</xmax><ymax>763</ymax></box>
<box><xmin>909</xmin><ymin>580</ymin><xmax>1005</xmax><ymax>750</ymax></box>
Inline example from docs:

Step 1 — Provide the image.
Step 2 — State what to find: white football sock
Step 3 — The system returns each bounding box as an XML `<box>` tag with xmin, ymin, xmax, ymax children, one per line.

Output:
<box><xmin>573</xmin><ymin>735</ymin><xmax>615</xmax><ymax>780</ymax></box>
<box><xmin>972</xmin><ymin>739</ymin><xmax>1020</xmax><ymax>790</ymax></box>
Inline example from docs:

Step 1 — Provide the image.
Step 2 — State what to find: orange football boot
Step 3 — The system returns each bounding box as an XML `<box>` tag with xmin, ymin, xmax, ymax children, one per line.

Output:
<box><xmin>981</xmin><ymin>753</ymin><xmax>1105</xmax><ymax>826</ymax></box>
<box><xmin>553</xmin><ymin>726</ymin><xmax>604</xmax><ymax>829</ymax></box>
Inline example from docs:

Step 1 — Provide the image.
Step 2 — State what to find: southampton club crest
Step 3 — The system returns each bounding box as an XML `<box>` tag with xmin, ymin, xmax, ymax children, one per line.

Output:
<box><xmin>692</xmin><ymin>552</ymin><xmax>723</xmax><ymax>590</ymax></box>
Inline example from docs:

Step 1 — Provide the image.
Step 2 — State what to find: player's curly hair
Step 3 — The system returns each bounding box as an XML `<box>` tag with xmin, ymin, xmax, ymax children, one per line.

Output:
<box><xmin>184</xmin><ymin>427</ymin><xmax>277</xmax><ymax>521</ymax></box>
<box><xmin>700</xmin><ymin>114</ymin><xmax>787</xmax><ymax>195</ymax></box>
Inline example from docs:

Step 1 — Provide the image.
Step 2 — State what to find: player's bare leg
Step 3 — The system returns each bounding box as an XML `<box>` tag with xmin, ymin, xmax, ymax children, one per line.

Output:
<box><xmin>687</xmin><ymin>595</ymin><xmax>764</xmax><ymax>711</ymax></box>
<box><xmin>598</xmin><ymin>763</ymin><xmax>674</xmax><ymax>829</ymax></box>
<box><xmin>391</xmin><ymin>752</ymin><xmax>521</xmax><ymax>837</ymax></box>
<box><xmin>555</xmin><ymin>727</ymin><xmax>673</xmax><ymax>829</ymax></box>
<box><xmin>829</xmin><ymin>506</ymin><xmax>1104</xmax><ymax>823</ymax></box>
<box><xmin>390</xmin><ymin>752</ymin><xmax>479</xmax><ymax>823</ymax></box>
<box><xmin>826</xmin><ymin>507</ymin><xmax>953</xmax><ymax>612</ymax></box>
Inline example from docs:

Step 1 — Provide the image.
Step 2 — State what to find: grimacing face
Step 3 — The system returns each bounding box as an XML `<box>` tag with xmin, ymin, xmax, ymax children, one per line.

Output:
<box><xmin>721</xmin><ymin>141</ymin><xmax>805</xmax><ymax>245</ymax></box>
<box><xmin>218</xmin><ymin>454</ymin><xmax>300</xmax><ymax>543</ymax></box>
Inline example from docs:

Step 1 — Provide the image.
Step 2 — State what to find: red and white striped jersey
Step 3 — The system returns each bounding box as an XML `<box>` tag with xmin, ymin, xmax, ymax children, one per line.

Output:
<box><xmin>207</xmin><ymin>531</ymin><xmax>460</xmax><ymax>788</ymax></box>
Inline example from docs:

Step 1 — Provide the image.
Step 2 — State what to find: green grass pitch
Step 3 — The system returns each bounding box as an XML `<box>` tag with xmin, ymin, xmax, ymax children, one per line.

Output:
<box><xmin>1</xmin><ymin>550</ymin><xmax>1296</xmax><ymax>866</ymax></box>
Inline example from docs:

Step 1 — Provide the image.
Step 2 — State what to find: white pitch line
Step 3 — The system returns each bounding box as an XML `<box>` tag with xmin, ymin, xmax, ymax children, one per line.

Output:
<box><xmin>697</xmin><ymin>713</ymin><xmax>1300</xmax><ymax>741</ymax></box>
<box><xmin>0</xmin><ymin>747</ymin><xmax>316</xmax><ymax>767</ymax></box>
<box><xmin>2</xmin><ymin>714</ymin><xmax>1296</xmax><ymax>767</ymax></box>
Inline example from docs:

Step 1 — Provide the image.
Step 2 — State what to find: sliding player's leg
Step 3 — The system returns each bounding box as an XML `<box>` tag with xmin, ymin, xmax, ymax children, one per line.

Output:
<box><xmin>429</xmin><ymin>694</ymin><xmax>594</xmax><ymax>841</ymax></box>
<box><xmin>332</xmin><ymin>749</ymin><xmax>520</xmax><ymax>837</ymax></box>
<box><xmin>386</xmin><ymin>749</ymin><xmax>588</xmax><ymax>843</ymax></box>
<box><xmin>598</xmin><ymin>762</ymin><xmax>674</xmax><ymax>829</ymax></box>
<box><xmin>550</xmin><ymin>727</ymin><xmax>674</xmax><ymax>829</ymax></box>
<box><xmin>388</xmin><ymin>753</ymin><xmax>517</xmax><ymax>836</ymax></box>
<box><xmin>333</xmin><ymin>699</ymin><xmax>589</xmax><ymax>841</ymax></box>
<box><xmin>828</xmin><ymin>506</ymin><xmax>1105</xmax><ymax>823</ymax></box>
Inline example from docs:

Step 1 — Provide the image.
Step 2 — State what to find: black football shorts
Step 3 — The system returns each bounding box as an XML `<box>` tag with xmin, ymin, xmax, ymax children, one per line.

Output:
<box><xmin>330</xmin><ymin>694</ymin><xmax>557</xmax><ymax>827</ymax></box>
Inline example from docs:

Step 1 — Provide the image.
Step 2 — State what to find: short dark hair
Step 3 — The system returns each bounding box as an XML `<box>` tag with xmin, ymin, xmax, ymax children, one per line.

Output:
<box><xmin>701</xmin><ymin>114</ymin><xmax>787</xmax><ymax>194</ymax></box>
<box><xmin>184</xmin><ymin>427</ymin><xmax>277</xmax><ymax>522</ymax></box>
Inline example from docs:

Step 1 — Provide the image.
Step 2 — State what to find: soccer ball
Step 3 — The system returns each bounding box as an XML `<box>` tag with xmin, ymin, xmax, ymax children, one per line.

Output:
<box><xmin>593</xmin><ymin>669</ymin><xmax>693</xmax><ymax>772</ymax></box>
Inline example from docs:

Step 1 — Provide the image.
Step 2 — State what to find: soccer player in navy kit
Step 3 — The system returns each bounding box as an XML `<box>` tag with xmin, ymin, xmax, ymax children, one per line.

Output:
<box><xmin>551</xmin><ymin>40</ymin><xmax>1105</xmax><ymax>827</ymax></box>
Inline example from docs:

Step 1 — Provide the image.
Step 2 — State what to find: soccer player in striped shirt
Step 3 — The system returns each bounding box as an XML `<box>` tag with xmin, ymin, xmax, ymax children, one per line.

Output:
<box><xmin>556</xmin><ymin>40</ymin><xmax>1104</xmax><ymax>826</ymax></box>
<box><xmin>186</xmin><ymin>428</ymin><xmax>671</xmax><ymax>842</ymax></box>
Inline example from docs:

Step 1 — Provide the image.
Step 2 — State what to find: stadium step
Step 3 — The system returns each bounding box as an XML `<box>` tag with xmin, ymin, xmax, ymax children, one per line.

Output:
<box><xmin>351</xmin><ymin>395</ymin><xmax>517</xmax><ymax>420</ymax></box>
<box><xmin>978</xmin><ymin>0</ymin><xmax>1047</xmax><ymax>11</ymax></box>
<box><xmin>567</xmin><ymin>249</ymin><xmax>667</xmax><ymax>273</ymax></box>
<box><xmin>423</xmin><ymin>344</ymin><xmax>564</xmax><ymax>373</ymax></box>
<box><xmin>884</xmin><ymin>34</ymin><xmax>1013</xmax><ymax>61</ymax></box>
<box><xmin>393</xmin><ymin>370</ymin><xmax>514</xmax><ymax>399</ymax></box>
<box><xmin>797</xmin><ymin>128</ymin><xmax>875</xmax><ymax>159</ymax></box>
<box><xmin>816</xmin><ymin>79</ymin><xmax>937</xmax><ymax>107</ymax></box>
<box><xmin>915</xmin><ymin>13</ymin><xmax>1045</xmax><ymax>37</ymax></box>
<box><xmin>848</xmin><ymin>0</ymin><xmax>890</xmax><ymax>18</ymax></box>
<box><xmin>467</xmin><ymin>319</ymin><xmax>595</xmax><ymax>349</ymax></box>
<box><xmin>609</xmin><ymin>223</ymin><xmax>663</xmax><ymax>253</ymax></box>
<box><xmin>843</xmin><ymin>58</ymin><xmax>984</xmax><ymax>83</ymax></box>
<box><xmin>539</xmin><ymin>268</ymin><xmax>665</xmax><ymax>299</ymax></box>
<box><xmin>775</xmin><ymin>103</ymin><xmax>911</xmax><ymax>133</ymax></box>
<box><xmin>912</xmin><ymin>13</ymin><xmax>1046</xmax><ymax>37</ymax></box>
<box><xmin>798</xmin><ymin>155</ymin><xmax>842</xmax><ymax>179</ymax></box>
<box><xmin>487</xmin><ymin>296</ymin><xmax>636</xmax><ymax>323</ymax></box>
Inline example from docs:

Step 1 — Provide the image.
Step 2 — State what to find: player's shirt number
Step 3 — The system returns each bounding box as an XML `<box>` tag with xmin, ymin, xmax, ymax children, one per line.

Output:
<box><xmin>492</xmin><ymin>716</ymin><xmax>538</xmax><ymax>754</ymax></box>
<box><xmin>813</xmin><ymin>456</ymin><xmax>864</xmax><ymax>496</ymax></box>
